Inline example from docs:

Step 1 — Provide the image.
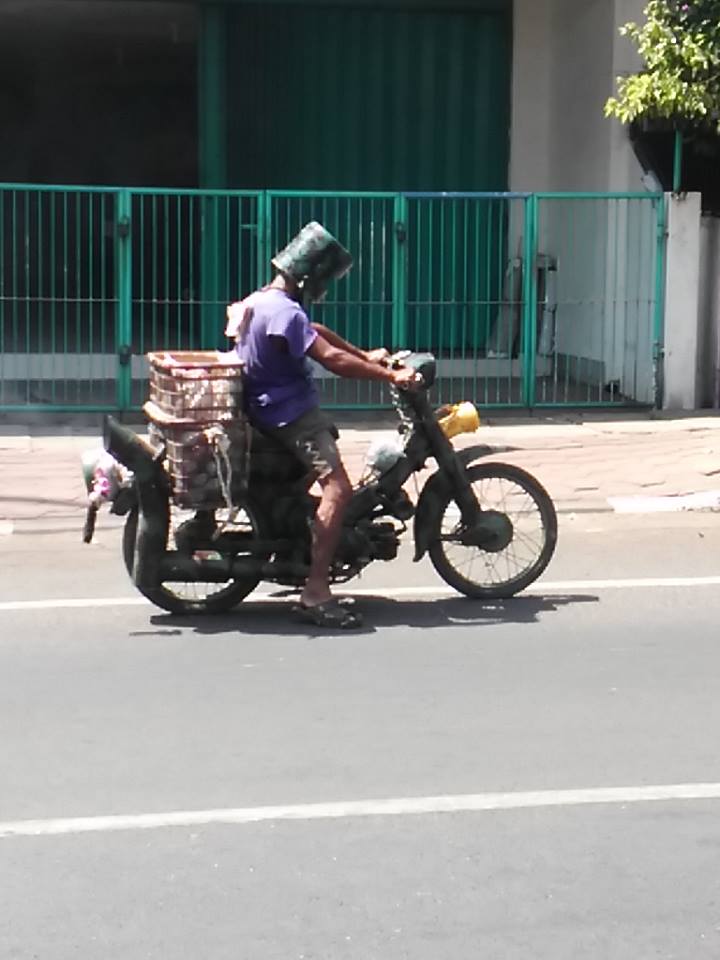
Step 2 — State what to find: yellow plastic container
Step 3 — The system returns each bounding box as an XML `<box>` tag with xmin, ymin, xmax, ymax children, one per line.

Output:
<box><xmin>437</xmin><ymin>401</ymin><xmax>481</xmax><ymax>439</ymax></box>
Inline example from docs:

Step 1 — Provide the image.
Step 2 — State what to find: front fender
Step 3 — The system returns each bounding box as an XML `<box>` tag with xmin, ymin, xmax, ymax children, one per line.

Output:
<box><xmin>456</xmin><ymin>444</ymin><xmax>497</xmax><ymax>468</ymax></box>
<box><xmin>412</xmin><ymin>445</ymin><xmax>504</xmax><ymax>561</ymax></box>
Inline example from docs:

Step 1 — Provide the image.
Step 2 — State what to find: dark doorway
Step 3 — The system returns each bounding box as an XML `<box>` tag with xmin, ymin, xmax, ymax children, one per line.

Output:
<box><xmin>0</xmin><ymin>0</ymin><xmax>198</xmax><ymax>187</ymax></box>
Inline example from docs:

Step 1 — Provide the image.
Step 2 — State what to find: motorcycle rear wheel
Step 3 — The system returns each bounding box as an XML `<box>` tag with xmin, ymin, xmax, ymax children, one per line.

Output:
<box><xmin>123</xmin><ymin>504</ymin><xmax>263</xmax><ymax>614</ymax></box>
<box><xmin>428</xmin><ymin>462</ymin><xmax>557</xmax><ymax>599</ymax></box>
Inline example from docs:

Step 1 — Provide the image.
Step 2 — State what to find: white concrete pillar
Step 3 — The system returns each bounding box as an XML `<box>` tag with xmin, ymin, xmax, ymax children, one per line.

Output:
<box><xmin>509</xmin><ymin>0</ymin><xmax>554</xmax><ymax>192</ymax></box>
<box><xmin>663</xmin><ymin>193</ymin><xmax>702</xmax><ymax>410</ymax></box>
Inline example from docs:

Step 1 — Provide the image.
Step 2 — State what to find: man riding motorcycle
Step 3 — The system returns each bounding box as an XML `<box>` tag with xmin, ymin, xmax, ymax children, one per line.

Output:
<box><xmin>226</xmin><ymin>221</ymin><xmax>418</xmax><ymax>629</ymax></box>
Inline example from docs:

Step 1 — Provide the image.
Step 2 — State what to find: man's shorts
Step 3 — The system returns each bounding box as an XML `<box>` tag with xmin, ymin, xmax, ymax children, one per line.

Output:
<box><xmin>267</xmin><ymin>407</ymin><xmax>342</xmax><ymax>481</ymax></box>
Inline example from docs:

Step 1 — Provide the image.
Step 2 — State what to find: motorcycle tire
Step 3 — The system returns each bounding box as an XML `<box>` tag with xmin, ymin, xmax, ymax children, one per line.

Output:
<box><xmin>123</xmin><ymin>505</ymin><xmax>263</xmax><ymax>615</ymax></box>
<box><xmin>428</xmin><ymin>462</ymin><xmax>557</xmax><ymax>599</ymax></box>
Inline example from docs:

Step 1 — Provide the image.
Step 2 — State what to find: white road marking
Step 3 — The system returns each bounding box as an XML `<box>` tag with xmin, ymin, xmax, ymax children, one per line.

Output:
<box><xmin>533</xmin><ymin>575</ymin><xmax>720</xmax><ymax>590</ymax></box>
<box><xmin>0</xmin><ymin>521</ymin><xmax>14</xmax><ymax>536</ymax></box>
<box><xmin>3</xmin><ymin>575</ymin><xmax>720</xmax><ymax>613</ymax></box>
<box><xmin>3</xmin><ymin>782</ymin><xmax>720</xmax><ymax>839</ymax></box>
<box><xmin>331</xmin><ymin>576</ymin><xmax>720</xmax><ymax>595</ymax></box>
<box><xmin>0</xmin><ymin>597</ymin><xmax>149</xmax><ymax>612</ymax></box>
<box><xmin>609</xmin><ymin>490</ymin><xmax>720</xmax><ymax>513</ymax></box>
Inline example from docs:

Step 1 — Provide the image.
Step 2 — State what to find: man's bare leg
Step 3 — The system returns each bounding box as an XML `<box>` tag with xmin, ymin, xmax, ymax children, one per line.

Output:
<box><xmin>300</xmin><ymin>465</ymin><xmax>353</xmax><ymax>608</ymax></box>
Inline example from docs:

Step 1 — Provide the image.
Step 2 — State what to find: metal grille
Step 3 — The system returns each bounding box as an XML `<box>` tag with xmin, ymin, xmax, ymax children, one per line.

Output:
<box><xmin>0</xmin><ymin>184</ymin><xmax>665</xmax><ymax>413</ymax></box>
<box><xmin>404</xmin><ymin>193</ymin><xmax>527</xmax><ymax>407</ymax></box>
<box><xmin>127</xmin><ymin>189</ymin><xmax>261</xmax><ymax>408</ymax></box>
<box><xmin>0</xmin><ymin>185</ymin><xmax>118</xmax><ymax>410</ymax></box>
<box><xmin>533</xmin><ymin>194</ymin><xmax>662</xmax><ymax>406</ymax></box>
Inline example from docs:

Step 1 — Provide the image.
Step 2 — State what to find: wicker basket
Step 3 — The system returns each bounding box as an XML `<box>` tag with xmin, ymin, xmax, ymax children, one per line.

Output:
<box><xmin>147</xmin><ymin>350</ymin><xmax>244</xmax><ymax>422</ymax></box>
<box><xmin>144</xmin><ymin>351</ymin><xmax>248</xmax><ymax>509</ymax></box>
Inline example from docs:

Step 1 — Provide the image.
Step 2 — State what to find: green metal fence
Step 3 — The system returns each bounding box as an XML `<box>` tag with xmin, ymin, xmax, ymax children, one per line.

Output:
<box><xmin>0</xmin><ymin>184</ymin><xmax>666</xmax><ymax>412</ymax></box>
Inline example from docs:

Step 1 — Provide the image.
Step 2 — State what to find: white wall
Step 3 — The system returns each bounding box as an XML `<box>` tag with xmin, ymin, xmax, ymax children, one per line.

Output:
<box><xmin>608</xmin><ymin>0</ymin><xmax>651</xmax><ymax>190</ymax></box>
<box><xmin>510</xmin><ymin>0</ymin><xmax>647</xmax><ymax>193</ymax></box>
<box><xmin>548</xmin><ymin>0</ymin><xmax>614</xmax><ymax>191</ymax></box>
<box><xmin>509</xmin><ymin>0</ymin><xmax>554</xmax><ymax>192</ymax></box>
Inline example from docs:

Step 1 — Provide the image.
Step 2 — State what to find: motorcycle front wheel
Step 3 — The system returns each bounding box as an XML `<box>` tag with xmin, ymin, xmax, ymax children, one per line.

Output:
<box><xmin>123</xmin><ymin>503</ymin><xmax>264</xmax><ymax>615</ymax></box>
<box><xmin>428</xmin><ymin>462</ymin><xmax>557</xmax><ymax>599</ymax></box>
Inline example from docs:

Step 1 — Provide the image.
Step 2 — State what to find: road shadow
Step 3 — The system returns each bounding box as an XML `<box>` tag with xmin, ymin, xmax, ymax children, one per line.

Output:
<box><xmin>137</xmin><ymin>592</ymin><xmax>599</xmax><ymax>639</ymax></box>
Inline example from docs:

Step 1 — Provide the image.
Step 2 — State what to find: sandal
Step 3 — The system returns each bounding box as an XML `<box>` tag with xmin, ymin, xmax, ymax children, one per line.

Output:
<box><xmin>293</xmin><ymin>598</ymin><xmax>364</xmax><ymax>630</ymax></box>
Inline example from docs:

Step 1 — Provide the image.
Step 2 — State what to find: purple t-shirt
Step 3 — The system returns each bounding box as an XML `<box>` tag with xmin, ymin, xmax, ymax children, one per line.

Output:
<box><xmin>233</xmin><ymin>288</ymin><xmax>318</xmax><ymax>428</ymax></box>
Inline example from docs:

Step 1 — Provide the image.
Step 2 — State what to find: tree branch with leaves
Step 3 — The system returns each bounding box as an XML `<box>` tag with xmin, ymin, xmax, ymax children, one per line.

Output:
<box><xmin>605</xmin><ymin>0</ymin><xmax>720</xmax><ymax>131</ymax></box>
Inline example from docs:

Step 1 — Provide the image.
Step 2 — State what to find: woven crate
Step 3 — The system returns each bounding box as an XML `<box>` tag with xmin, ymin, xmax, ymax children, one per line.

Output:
<box><xmin>147</xmin><ymin>419</ymin><xmax>250</xmax><ymax>510</ymax></box>
<box><xmin>147</xmin><ymin>350</ymin><xmax>244</xmax><ymax>422</ymax></box>
<box><xmin>144</xmin><ymin>351</ymin><xmax>248</xmax><ymax>509</ymax></box>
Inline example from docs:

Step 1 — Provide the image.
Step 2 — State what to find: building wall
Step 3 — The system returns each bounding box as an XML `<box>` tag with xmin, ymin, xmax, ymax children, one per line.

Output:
<box><xmin>510</xmin><ymin>0</ymin><xmax>647</xmax><ymax>193</ymax></box>
<box><xmin>2</xmin><ymin>0</ymin><xmax>649</xmax><ymax>195</ymax></box>
<box><xmin>224</xmin><ymin>3</ymin><xmax>510</xmax><ymax>192</ymax></box>
<box><xmin>0</xmin><ymin>0</ymin><xmax>197</xmax><ymax>187</ymax></box>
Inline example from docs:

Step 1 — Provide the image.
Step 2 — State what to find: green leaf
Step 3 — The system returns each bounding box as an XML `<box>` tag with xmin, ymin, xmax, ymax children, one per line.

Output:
<box><xmin>606</xmin><ymin>0</ymin><xmax>720</xmax><ymax>126</ymax></box>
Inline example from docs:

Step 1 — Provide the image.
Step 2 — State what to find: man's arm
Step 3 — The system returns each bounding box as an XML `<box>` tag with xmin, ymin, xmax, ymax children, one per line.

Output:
<box><xmin>310</xmin><ymin>323</ymin><xmax>389</xmax><ymax>363</ymax></box>
<box><xmin>308</xmin><ymin>334</ymin><xmax>417</xmax><ymax>388</ymax></box>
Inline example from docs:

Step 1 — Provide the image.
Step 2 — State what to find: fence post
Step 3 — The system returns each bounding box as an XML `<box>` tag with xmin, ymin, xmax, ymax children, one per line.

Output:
<box><xmin>392</xmin><ymin>194</ymin><xmax>408</xmax><ymax>350</ymax></box>
<box><xmin>198</xmin><ymin>4</ymin><xmax>228</xmax><ymax>191</ymax></box>
<box><xmin>521</xmin><ymin>194</ymin><xmax>538</xmax><ymax>407</ymax></box>
<box><xmin>652</xmin><ymin>194</ymin><xmax>667</xmax><ymax>409</ymax></box>
<box><xmin>257</xmin><ymin>191</ymin><xmax>272</xmax><ymax>287</ymax></box>
<box><xmin>115</xmin><ymin>189</ymin><xmax>132</xmax><ymax>412</ymax></box>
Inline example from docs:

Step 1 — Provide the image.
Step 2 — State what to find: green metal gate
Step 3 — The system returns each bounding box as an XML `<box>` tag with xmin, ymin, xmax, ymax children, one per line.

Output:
<box><xmin>0</xmin><ymin>184</ymin><xmax>666</xmax><ymax>413</ymax></box>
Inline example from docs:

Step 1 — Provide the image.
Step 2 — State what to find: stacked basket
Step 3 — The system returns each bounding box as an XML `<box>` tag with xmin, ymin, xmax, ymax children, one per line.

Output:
<box><xmin>143</xmin><ymin>351</ymin><xmax>248</xmax><ymax>509</ymax></box>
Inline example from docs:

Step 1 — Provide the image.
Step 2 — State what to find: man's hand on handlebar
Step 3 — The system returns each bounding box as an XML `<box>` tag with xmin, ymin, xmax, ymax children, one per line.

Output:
<box><xmin>390</xmin><ymin>365</ymin><xmax>423</xmax><ymax>391</ymax></box>
<box><xmin>365</xmin><ymin>348</ymin><xmax>422</xmax><ymax>389</ymax></box>
<box><xmin>365</xmin><ymin>347</ymin><xmax>391</xmax><ymax>364</ymax></box>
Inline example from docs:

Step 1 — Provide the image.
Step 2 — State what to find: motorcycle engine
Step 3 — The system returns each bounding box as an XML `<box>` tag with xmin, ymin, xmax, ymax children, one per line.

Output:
<box><xmin>367</xmin><ymin>521</ymin><xmax>400</xmax><ymax>561</ymax></box>
<box><xmin>336</xmin><ymin>520</ymin><xmax>399</xmax><ymax>564</ymax></box>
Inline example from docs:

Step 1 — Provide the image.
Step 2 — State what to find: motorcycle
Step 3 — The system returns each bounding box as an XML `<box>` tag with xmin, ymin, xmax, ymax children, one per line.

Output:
<box><xmin>83</xmin><ymin>351</ymin><xmax>557</xmax><ymax>614</ymax></box>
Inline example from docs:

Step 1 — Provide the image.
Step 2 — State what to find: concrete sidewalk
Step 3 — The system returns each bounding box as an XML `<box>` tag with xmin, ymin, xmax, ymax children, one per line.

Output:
<box><xmin>3</xmin><ymin>411</ymin><xmax>720</xmax><ymax>533</ymax></box>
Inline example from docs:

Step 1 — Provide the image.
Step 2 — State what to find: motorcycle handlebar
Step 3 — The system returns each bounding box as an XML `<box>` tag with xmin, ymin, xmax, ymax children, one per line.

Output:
<box><xmin>382</xmin><ymin>351</ymin><xmax>426</xmax><ymax>389</ymax></box>
<box><xmin>380</xmin><ymin>350</ymin><xmax>412</xmax><ymax>369</ymax></box>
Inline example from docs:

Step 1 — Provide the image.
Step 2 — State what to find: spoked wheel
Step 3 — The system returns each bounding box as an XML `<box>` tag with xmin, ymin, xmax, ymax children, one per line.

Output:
<box><xmin>123</xmin><ymin>502</ymin><xmax>265</xmax><ymax>615</ymax></box>
<box><xmin>428</xmin><ymin>462</ymin><xmax>557</xmax><ymax>599</ymax></box>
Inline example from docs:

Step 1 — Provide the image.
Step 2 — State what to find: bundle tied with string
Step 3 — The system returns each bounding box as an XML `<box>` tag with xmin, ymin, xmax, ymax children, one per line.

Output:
<box><xmin>143</xmin><ymin>351</ymin><xmax>249</xmax><ymax>511</ymax></box>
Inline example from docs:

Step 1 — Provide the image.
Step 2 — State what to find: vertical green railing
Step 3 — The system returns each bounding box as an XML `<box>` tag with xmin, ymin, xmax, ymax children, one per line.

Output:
<box><xmin>0</xmin><ymin>184</ymin><xmax>665</xmax><ymax>412</ymax></box>
<box><xmin>533</xmin><ymin>192</ymin><xmax>664</xmax><ymax>406</ymax></box>
<box><xmin>0</xmin><ymin>183</ymin><xmax>120</xmax><ymax>411</ymax></box>
<box><xmin>521</xmin><ymin>193</ymin><xmax>539</xmax><ymax>407</ymax></box>
<box><xmin>404</xmin><ymin>193</ymin><xmax>530</xmax><ymax>406</ymax></box>
<box><xmin>392</xmin><ymin>194</ymin><xmax>408</xmax><ymax>351</ymax></box>
<box><xmin>127</xmin><ymin>188</ymin><xmax>261</xmax><ymax>407</ymax></box>
<box><xmin>115</xmin><ymin>189</ymin><xmax>132</xmax><ymax>411</ymax></box>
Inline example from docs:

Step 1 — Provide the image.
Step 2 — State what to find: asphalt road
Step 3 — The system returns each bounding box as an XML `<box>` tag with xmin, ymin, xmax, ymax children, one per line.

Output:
<box><xmin>3</xmin><ymin>513</ymin><xmax>720</xmax><ymax>958</ymax></box>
